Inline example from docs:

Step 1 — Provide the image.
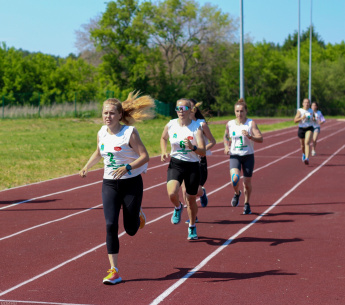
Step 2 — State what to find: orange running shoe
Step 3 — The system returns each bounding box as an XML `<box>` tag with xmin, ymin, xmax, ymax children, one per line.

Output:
<box><xmin>103</xmin><ymin>267</ymin><xmax>122</xmax><ymax>285</ymax></box>
<box><xmin>139</xmin><ymin>207</ymin><xmax>146</xmax><ymax>229</ymax></box>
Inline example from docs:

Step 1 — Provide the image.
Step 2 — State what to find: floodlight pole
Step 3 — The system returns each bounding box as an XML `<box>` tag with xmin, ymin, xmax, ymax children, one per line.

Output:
<box><xmin>239</xmin><ymin>0</ymin><xmax>244</xmax><ymax>99</ymax></box>
<box><xmin>308</xmin><ymin>0</ymin><xmax>312</xmax><ymax>101</ymax></box>
<box><xmin>297</xmin><ymin>0</ymin><xmax>301</xmax><ymax>109</ymax></box>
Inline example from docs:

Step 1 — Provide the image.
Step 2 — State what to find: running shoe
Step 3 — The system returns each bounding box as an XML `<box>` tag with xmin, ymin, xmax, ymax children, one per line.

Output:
<box><xmin>139</xmin><ymin>207</ymin><xmax>146</xmax><ymax>229</ymax></box>
<box><xmin>171</xmin><ymin>202</ymin><xmax>183</xmax><ymax>224</ymax></box>
<box><xmin>187</xmin><ymin>226</ymin><xmax>198</xmax><ymax>240</ymax></box>
<box><xmin>304</xmin><ymin>158</ymin><xmax>309</xmax><ymax>165</ymax></box>
<box><xmin>243</xmin><ymin>203</ymin><xmax>252</xmax><ymax>215</ymax></box>
<box><xmin>103</xmin><ymin>267</ymin><xmax>122</xmax><ymax>285</ymax></box>
<box><xmin>311</xmin><ymin>150</ymin><xmax>316</xmax><ymax>156</ymax></box>
<box><xmin>231</xmin><ymin>190</ymin><xmax>241</xmax><ymax>207</ymax></box>
<box><xmin>185</xmin><ymin>216</ymin><xmax>199</xmax><ymax>224</ymax></box>
<box><xmin>302</xmin><ymin>153</ymin><xmax>306</xmax><ymax>162</ymax></box>
<box><xmin>200</xmin><ymin>187</ymin><xmax>208</xmax><ymax>207</ymax></box>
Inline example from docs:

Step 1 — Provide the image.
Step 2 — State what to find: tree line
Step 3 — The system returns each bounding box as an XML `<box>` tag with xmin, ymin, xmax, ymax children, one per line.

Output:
<box><xmin>1</xmin><ymin>0</ymin><xmax>344</xmax><ymax>116</ymax></box>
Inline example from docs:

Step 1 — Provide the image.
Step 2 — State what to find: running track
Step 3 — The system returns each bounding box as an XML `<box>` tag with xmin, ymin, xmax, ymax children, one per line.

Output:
<box><xmin>1</xmin><ymin>119</ymin><xmax>344</xmax><ymax>305</ymax></box>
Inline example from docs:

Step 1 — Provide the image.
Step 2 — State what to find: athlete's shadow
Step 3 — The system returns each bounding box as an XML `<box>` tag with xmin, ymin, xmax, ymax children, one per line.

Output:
<box><xmin>124</xmin><ymin>267</ymin><xmax>296</xmax><ymax>284</ymax></box>
<box><xmin>193</xmin><ymin>236</ymin><xmax>303</xmax><ymax>247</ymax></box>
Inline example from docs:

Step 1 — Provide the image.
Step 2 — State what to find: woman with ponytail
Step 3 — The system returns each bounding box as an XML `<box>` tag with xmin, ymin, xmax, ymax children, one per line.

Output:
<box><xmin>79</xmin><ymin>91</ymin><xmax>155</xmax><ymax>285</ymax></box>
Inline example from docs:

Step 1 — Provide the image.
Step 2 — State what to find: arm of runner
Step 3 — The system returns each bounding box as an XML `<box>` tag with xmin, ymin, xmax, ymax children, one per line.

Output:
<box><xmin>79</xmin><ymin>134</ymin><xmax>102</xmax><ymax>178</ymax></box>
<box><xmin>184</xmin><ymin>127</ymin><xmax>206</xmax><ymax>157</ymax></box>
<box><xmin>294</xmin><ymin>109</ymin><xmax>305</xmax><ymax>123</ymax></box>
<box><xmin>224</xmin><ymin>125</ymin><xmax>231</xmax><ymax>155</ymax></box>
<box><xmin>201</xmin><ymin>122</ymin><xmax>216</xmax><ymax>151</ymax></box>
<box><xmin>113</xmin><ymin>127</ymin><xmax>149</xmax><ymax>180</ymax></box>
<box><xmin>244</xmin><ymin>120</ymin><xmax>263</xmax><ymax>143</ymax></box>
<box><xmin>160</xmin><ymin>124</ymin><xmax>169</xmax><ymax>162</ymax></box>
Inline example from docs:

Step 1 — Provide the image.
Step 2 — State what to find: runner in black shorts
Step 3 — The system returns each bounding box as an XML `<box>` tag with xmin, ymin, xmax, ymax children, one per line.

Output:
<box><xmin>161</xmin><ymin>98</ymin><xmax>206</xmax><ymax>240</ymax></box>
<box><xmin>224</xmin><ymin>98</ymin><xmax>263</xmax><ymax>215</ymax></box>
<box><xmin>181</xmin><ymin>99</ymin><xmax>216</xmax><ymax>224</ymax></box>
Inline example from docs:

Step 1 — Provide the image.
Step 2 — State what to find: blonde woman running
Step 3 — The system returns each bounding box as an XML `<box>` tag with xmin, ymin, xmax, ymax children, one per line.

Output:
<box><xmin>79</xmin><ymin>92</ymin><xmax>154</xmax><ymax>285</ymax></box>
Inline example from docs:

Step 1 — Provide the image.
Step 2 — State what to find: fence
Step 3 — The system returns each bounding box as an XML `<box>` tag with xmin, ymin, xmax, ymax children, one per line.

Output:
<box><xmin>1</xmin><ymin>91</ymin><xmax>176</xmax><ymax>119</ymax></box>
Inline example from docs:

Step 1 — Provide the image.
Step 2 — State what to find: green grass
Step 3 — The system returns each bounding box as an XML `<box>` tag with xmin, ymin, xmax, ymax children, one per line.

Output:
<box><xmin>0</xmin><ymin>116</ymin><xmax>296</xmax><ymax>190</ymax></box>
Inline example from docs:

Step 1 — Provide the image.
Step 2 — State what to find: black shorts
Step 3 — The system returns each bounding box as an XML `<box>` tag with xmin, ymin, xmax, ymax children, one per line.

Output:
<box><xmin>199</xmin><ymin>156</ymin><xmax>208</xmax><ymax>186</ymax></box>
<box><xmin>298</xmin><ymin>126</ymin><xmax>314</xmax><ymax>139</ymax></box>
<box><xmin>167</xmin><ymin>157</ymin><xmax>200</xmax><ymax>195</ymax></box>
<box><xmin>230</xmin><ymin>154</ymin><xmax>255</xmax><ymax>178</ymax></box>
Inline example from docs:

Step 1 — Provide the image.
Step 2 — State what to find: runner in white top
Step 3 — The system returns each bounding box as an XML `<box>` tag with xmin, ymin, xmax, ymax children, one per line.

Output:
<box><xmin>224</xmin><ymin>98</ymin><xmax>263</xmax><ymax>215</ymax></box>
<box><xmin>182</xmin><ymin>99</ymin><xmax>216</xmax><ymax>225</ymax></box>
<box><xmin>79</xmin><ymin>92</ymin><xmax>154</xmax><ymax>285</ymax></box>
<box><xmin>311</xmin><ymin>101</ymin><xmax>326</xmax><ymax>156</ymax></box>
<box><xmin>294</xmin><ymin>98</ymin><xmax>314</xmax><ymax>165</ymax></box>
<box><xmin>161</xmin><ymin>98</ymin><xmax>206</xmax><ymax>240</ymax></box>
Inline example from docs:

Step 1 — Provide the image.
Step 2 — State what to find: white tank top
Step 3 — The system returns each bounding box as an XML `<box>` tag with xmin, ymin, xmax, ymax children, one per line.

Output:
<box><xmin>312</xmin><ymin>110</ymin><xmax>325</xmax><ymax>128</ymax></box>
<box><xmin>298</xmin><ymin>108</ymin><xmax>313</xmax><ymax>128</ymax></box>
<box><xmin>226</xmin><ymin>119</ymin><xmax>254</xmax><ymax>156</ymax></box>
<box><xmin>168</xmin><ymin>119</ymin><xmax>200</xmax><ymax>162</ymax></box>
<box><xmin>196</xmin><ymin>119</ymin><xmax>212</xmax><ymax>156</ymax></box>
<box><xmin>98</xmin><ymin>125</ymin><xmax>148</xmax><ymax>179</ymax></box>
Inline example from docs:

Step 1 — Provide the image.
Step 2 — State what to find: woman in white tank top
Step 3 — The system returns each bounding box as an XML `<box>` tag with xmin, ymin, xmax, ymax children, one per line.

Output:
<box><xmin>161</xmin><ymin>98</ymin><xmax>206</xmax><ymax>240</ymax></box>
<box><xmin>181</xmin><ymin>99</ymin><xmax>216</xmax><ymax>224</ymax></box>
<box><xmin>294</xmin><ymin>98</ymin><xmax>314</xmax><ymax>165</ymax></box>
<box><xmin>224</xmin><ymin>99</ymin><xmax>263</xmax><ymax>215</ymax></box>
<box><xmin>79</xmin><ymin>92</ymin><xmax>154</xmax><ymax>285</ymax></box>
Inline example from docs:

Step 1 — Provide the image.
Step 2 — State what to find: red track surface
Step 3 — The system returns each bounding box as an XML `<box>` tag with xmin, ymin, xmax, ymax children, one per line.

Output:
<box><xmin>1</xmin><ymin>119</ymin><xmax>344</xmax><ymax>305</ymax></box>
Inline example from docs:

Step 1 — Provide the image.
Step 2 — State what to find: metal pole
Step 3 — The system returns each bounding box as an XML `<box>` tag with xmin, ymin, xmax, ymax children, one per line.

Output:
<box><xmin>239</xmin><ymin>0</ymin><xmax>244</xmax><ymax>99</ymax></box>
<box><xmin>308</xmin><ymin>0</ymin><xmax>312</xmax><ymax>101</ymax></box>
<box><xmin>75</xmin><ymin>92</ymin><xmax>77</xmax><ymax>117</ymax></box>
<box><xmin>297</xmin><ymin>0</ymin><xmax>300</xmax><ymax>109</ymax></box>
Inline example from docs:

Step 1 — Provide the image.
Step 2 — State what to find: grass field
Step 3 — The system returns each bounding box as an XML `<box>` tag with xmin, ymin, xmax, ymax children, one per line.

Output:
<box><xmin>0</xmin><ymin>116</ymin><xmax>295</xmax><ymax>190</ymax></box>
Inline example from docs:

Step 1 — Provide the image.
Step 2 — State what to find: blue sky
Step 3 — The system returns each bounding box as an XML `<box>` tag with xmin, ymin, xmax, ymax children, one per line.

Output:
<box><xmin>0</xmin><ymin>0</ymin><xmax>344</xmax><ymax>57</ymax></box>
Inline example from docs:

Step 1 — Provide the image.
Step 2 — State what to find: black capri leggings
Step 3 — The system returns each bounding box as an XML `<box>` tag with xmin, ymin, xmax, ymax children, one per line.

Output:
<box><xmin>102</xmin><ymin>175</ymin><xmax>143</xmax><ymax>254</ymax></box>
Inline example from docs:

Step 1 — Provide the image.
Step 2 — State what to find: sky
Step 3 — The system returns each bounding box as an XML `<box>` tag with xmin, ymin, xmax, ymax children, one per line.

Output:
<box><xmin>0</xmin><ymin>0</ymin><xmax>344</xmax><ymax>57</ymax></box>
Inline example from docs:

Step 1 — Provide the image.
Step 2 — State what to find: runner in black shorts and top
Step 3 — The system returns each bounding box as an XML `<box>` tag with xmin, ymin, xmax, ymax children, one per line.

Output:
<box><xmin>294</xmin><ymin>98</ymin><xmax>314</xmax><ymax>165</ymax></box>
<box><xmin>79</xmin><ymin>92</ymin><xmax>154</xmax><ymax>285</ymax></box>
<box><xmin>224</xmin><ymin>98</ymin><xmax>263</xmax><ymax>215</ymax></box>
<box><xmin>161</xmin><ymin>98</ymin><xmax>206</xmax><ymax>240</ymax></box>
<box><xmin>182</xmin><ymin>99</ymin><xmax>216</xmax><ymax>224</ymax></box>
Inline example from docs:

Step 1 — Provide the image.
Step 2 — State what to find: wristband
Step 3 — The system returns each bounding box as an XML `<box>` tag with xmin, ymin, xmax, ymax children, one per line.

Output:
<box><xmin>192</xmin><ymin>145</ymin><xmax>197</xmax><ymax>151</ymax></box>
<box><xmin>125</xmin><ymin>164</ymin><xmax>132</xmax><ymax>175</ymax></box>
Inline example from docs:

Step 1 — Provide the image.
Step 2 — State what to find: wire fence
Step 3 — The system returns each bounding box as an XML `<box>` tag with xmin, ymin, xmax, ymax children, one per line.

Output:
<box><xmin>1</xmin><ymin>91</ymin><xmax>340</xmax><ymax>119</ymax></box>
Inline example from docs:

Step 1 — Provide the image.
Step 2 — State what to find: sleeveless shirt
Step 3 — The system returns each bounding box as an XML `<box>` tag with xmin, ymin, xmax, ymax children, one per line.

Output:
<box><xmin>98</xmin><ymin>125</ymin><xmax>147</xmax><ymax>179</ymax></box>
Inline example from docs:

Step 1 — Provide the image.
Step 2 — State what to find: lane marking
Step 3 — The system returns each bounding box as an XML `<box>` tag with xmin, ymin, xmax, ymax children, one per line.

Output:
<box><xmin>0</xmin><ymin>121</ymin><xmax>341</xmax><ymax>195</ymax></box>
<box><xmin>149</xmin><ymin>144</ymin><xmax>345</xmax><ymax>305</ymax></box>
<box><xmin>0</xmin><ymin>299</ymin><xmax>92</xmax><ymax>305</ymax></box>
<box><xmin>2</xmin><ymin>125</ymin><xmax>345</xmax><ymax>240</ymax></box>
<box><xmin>1</xmin><ymin>129</ymin><xmax>344</xmax><ymax>297</ymax></box>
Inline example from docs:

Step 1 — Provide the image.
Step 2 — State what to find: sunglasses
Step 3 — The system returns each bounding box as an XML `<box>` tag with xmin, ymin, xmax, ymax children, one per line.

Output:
<box><xmin>175</xmin><ymin>106</ymin><xmax>190</xmax><ymax>112</ymax></box>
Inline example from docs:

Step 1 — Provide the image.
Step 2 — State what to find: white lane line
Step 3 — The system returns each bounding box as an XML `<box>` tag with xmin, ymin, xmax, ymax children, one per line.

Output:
<box><xmin>149</xmin><ymin>144</ymin><xmax>345</xmax><ymax>305</ymax></box>
<box><xmin>0</xmin><ymin>299</ymin><xmax>92</xmax><ymax>305</ymax></box>
<box><xmin>2</xmin><ymin>125</ymin><xmax>345</xmax><ymax>241</ymax></box>
<box><xmin>1</xmin><ymin>130</ymin><xmax>344</xmax><ymax>297</ymax></box>
<box><xmin>0</xmin><ymin>143</ymin><xmax>309</xmax><ymax>296</ymax></box>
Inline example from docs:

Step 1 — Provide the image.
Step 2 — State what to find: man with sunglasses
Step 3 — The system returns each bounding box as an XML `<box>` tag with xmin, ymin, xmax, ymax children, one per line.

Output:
<box><xmin>161</xmin><ymin>99</ymin><xmax>206</xmax><ymax>240</ymax></box>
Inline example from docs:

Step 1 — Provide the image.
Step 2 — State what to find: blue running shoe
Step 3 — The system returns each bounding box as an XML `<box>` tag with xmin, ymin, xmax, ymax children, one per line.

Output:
<box><xmin>171</xmin><ymin>202</ymin><xmax>183</xmax><ymax>224</ymax></box>
<box><xmin>185</xmin><ymin>216</ymin><xmax>199</xmax><ymax>224</ymax></box>
<box><xmin>187</xmin><ymin>226</ymin><xmax>198</xmax><ymax>240</ymax></box>
<box><xmin>200</xmin><ymin>187</ymin><xmax>208</xmax><ymax>207</ymax></box>
<box><xmin>302</xmin><ymin>153</ymin><xmax>306</xmax><ymax>162</ymax></box>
